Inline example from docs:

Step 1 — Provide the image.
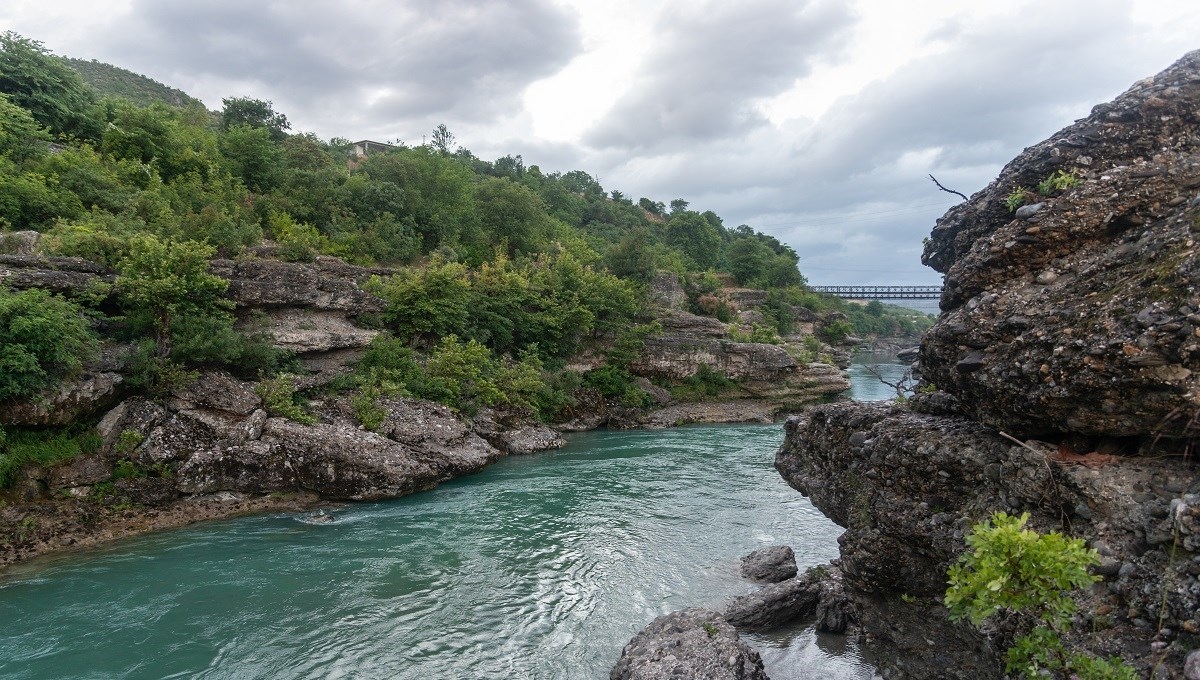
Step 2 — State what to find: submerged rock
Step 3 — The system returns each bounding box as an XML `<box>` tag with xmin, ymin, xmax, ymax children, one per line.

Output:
<box><xmin>610</xmin><ymin>608</ymin><xmax>769</xmax><ymax>680</ymax></box>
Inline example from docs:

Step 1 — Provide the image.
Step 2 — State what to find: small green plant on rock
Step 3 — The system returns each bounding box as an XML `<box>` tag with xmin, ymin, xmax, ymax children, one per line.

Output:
<box><xmin>945</xmin><ymin>512</ymin><xmax>1135</xmax><ymax>679</ymax></box>
<box><xmin>1005</xmin><ymin>187</ymin><xmax>1035</xmax><ymax>212</ymax></box>
<box><xmin>1037</xmin><ymin>169</ymin><xmax>1081</xmax><ymax>196</ymax></box>
<box><xmin>255</xmin><ymin>374</ymin><xmax>317</xmax><ymax>425</ymax></box>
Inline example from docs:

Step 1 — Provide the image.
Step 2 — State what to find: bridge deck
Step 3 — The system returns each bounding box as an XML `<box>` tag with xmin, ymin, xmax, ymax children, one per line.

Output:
<box><xmin>809</xmin><ymin>285</ymin><xmax>942</xmax><ymax>300</ymax></box>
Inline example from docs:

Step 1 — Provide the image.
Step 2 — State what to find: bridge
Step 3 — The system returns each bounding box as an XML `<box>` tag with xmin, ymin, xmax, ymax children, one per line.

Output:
<box><xmin>809</xmin><ymin>285</ymin><xmax>942</xmax><ymax>300</ymax></box>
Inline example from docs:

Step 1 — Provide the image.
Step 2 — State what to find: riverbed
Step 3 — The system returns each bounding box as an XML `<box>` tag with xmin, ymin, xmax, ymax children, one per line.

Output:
<box><xmin>0</xmin><ymin>359</ymin><xmax>905</xmax><ymax>679</ymax></box>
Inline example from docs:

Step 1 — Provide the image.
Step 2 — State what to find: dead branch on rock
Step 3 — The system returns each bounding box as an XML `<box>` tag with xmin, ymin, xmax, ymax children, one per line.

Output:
<box><xmin>928</xmin><ymin>174</ymin><xmax>968</xmax><ymax>202</ymax></box>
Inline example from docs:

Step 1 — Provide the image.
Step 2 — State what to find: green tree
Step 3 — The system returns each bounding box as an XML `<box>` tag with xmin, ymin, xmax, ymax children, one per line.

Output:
<box><xmin>220</xmin><ymin>97</ymin><xmax>290</xmax><ymax>141</ymax></box>
<box><xmin>665</xmin><ymin>211</ymin><xmax>722</xmax><ymax>270</ymax></box>
<box><xmin>430</xmin><ymin>123</ymin><xmax>455</xmax><ymax>154</ymax></box>
<box><xmin>0</xmin><ymin>32</ymin><xmax>98</xmax><ymax>139</ymax></box>
<box><xmin>115</xmin><ymin>234</ymin><xmax>230</xmax><ymax>357</ymax></box>
<box><xmin>220</xmin><ymin>123</ymin><xmax>283</xmax><ymax>192</ymax></box>
<box><xmin>0</xmin><ymin>287</ymin><xmax>98</xmax><ymax>401</ymax></box>
<box><xmin>474</xmin><ymin>176</ymin><xmax>551</xmax><ymax>256</ymax></box>
<box><xmin>727</xmin><ymin>237</ymin><xmax>773</xmax><ymax>285</ymax></box>
<box><xmin>0</xmin><ymin>93</ymin><xmax>50</xmax><ymax>161</ymax></box>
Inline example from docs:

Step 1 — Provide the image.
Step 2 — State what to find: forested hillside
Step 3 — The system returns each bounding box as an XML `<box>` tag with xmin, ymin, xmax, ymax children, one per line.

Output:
<box><xmin>0</xmin><ymin>31</ymin><xmax>930</xmax><ymax>485</ymax></box>
<box><xmin>64</xmin><ymin>58</ymin><xmax>200</xmax><ymax>109</ymax></box>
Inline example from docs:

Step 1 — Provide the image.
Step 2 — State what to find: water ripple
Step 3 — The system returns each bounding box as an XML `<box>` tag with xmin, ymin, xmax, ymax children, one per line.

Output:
<box><xmin>0</xmin><ymin>424</ymin><xmax>872</xmax><ymax>679</ymax></box>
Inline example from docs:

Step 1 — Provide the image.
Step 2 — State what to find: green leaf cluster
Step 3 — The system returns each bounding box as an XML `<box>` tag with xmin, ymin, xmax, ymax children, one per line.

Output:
<box><xmin>0</xmin><ymin>286</ymin><xmax>98</xmax><ymax>402</ymax></box>
<box><xmin>945</xmin><ymin>512</ymin><xmax>1135</xmax><ymax>679</ymax></box>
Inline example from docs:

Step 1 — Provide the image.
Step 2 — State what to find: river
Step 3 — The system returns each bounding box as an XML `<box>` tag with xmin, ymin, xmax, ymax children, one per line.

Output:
<box><xmin>0</xmin><ymin>358</ymin><xmax>905</xmax><ymax>679</ymax></box>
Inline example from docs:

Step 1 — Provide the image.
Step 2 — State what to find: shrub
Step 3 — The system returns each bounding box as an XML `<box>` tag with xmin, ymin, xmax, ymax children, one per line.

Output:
<box><xmin>945</xmin><ymin>512</ymin><xmax>1136</xmax><ymax>679</ymax></box>
<box><xmin>1005</xmin><ymin>188</ymin><xmax>1034</xmax><ymax>212</ymax></box>
<box><xmin>123</xmin><ymin>341</ymin><xmax>198</xmax><ymax>400</ymax></box>
<box><xmin>818</xmin><ymin>319</ymin><xmax>854</xmax><ymax>345</ymax></box>
<box><xmin>0</xmin><ymin>286</ymin><xmax>98</xmax><ymax>402</ymax></box>
<box><xmin>255</xmin><ymin>374</ymin><xmax>317</xmax><ymax>425</ymax></box>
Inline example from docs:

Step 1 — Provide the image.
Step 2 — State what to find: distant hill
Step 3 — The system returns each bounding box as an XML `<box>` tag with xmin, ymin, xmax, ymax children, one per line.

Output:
<box><xmin>65</xmin><ymin>58</ymin><xmax>202</xmax><ymax>109</ymax></box>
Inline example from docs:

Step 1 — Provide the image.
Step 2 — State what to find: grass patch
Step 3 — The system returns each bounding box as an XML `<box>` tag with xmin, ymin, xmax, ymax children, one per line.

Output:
<box><xmin>0</xmin><ymin>426</ymin><xmax>103</xmax><ymax>489</ymax></box>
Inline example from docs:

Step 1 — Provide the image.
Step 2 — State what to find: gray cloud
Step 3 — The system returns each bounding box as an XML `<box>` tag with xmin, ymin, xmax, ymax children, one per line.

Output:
<box><xmin>585</xmin><ymin>0</ymin><xmax>855</xmax><ymax>150</ymax></box>
<box><xmin>591</xmin><ymin>0</ymin><xmax>1180</xmax><ymax>284</ymax></box>
<box><xmin>94</xmin><ymin>0</ymin><xmax>581</xmax><ymax>137</ymax></box>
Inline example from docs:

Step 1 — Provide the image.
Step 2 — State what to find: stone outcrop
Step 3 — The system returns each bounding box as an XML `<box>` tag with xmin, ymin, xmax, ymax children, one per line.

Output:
<box><xmin>212</xmin><ymin>256</ymin><xmax>386</xmax><ymax>380</ymax></box>
<box><xmin>920</xmin><ymin>50</ymin><xmax>1200</xmax><ymax>438</ymax></box>
<box><xmin>83</xmin><ymin>374</ymin><xmax>503</xmax><ymax>502</ymax></box>
<box><xmin>739</xmin><ymin>545</ymin><xmax>797</xmax><ymax>583</ymax></box>
<box><xmin>629</xmin><ymin>310</ymin><xmax>850</xmax><ymax>405</ymax></box>
<box><xmin>0</xmin><ymin>254</ymin><xmax>113</xmax><ymax>294</ymax></box>
<box><xmin>724</xmin><ymin>564</ymin><xmax>854</xmax><ymax>634</ymax></box>
<box><xmin>610</xmin><ymin>608</ymin><xmax>769</xmax><ymax>680</ymax></box>
<box><xmin>775</xmin><ymin>51</ymin><xmax>1200</xmax><ymax>678</ymax></box>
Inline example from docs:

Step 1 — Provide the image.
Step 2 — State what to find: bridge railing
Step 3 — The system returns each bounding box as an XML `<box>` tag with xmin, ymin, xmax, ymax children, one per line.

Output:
<box><xmin>809</xmin><ymin>285</ymin><xmax>943</xmax><ymax>300</ymax></box>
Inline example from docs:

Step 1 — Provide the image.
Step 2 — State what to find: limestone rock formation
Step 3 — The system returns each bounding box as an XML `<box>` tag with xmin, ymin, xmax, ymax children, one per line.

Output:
<box><xmin>629</xmin><ymin>310</ymin><xmax>850</xmax><ymax>406</ymax></box>
<box><xmin>82</xmin><ymin>376</ymin><xmax>503</xmax><ymax>502</ymax></box>
<box><xmin>610</xmin><ymin>608</ymin><xmax>769</xmax><ymax>680</ymax></box>
<box><xmin>778</xmin><ymin>401</ymin><xmax>1199</xmax><ymax>677</ymax></box>
<box><xmin>920</xmin><ymin>49</ymin><xmax>1200</xmax><ymax>438</ymax></box>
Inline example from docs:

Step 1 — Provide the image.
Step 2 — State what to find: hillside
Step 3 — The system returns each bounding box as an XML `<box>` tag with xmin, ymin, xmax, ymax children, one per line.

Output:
<box><xmin>65</xmin><ymin>57</ymin><xmax>201</xmax><ymax>109</ymax></box>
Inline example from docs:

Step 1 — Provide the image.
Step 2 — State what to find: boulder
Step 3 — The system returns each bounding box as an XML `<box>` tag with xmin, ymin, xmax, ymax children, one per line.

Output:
<box><xmin>739</xmin><ymin>545</ymin><xmax>797</xmax><ymax>583</ymax></box>
<box><xmin>724</xmin><ymin>574</ymin><xmax>819</xmax><ymax>630</ymax></box>
<box><xmin>610</xmin><ymin>608</ymin><xmax>769</xmax><ymax>680</ymax></box>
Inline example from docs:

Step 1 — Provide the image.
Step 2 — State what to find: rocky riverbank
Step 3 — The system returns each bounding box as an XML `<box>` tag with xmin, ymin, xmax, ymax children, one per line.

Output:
<box><xmin>774</xmin><ymin>51</ymin><xmax>1200</xmax><ymax>678</ymax></box>
<box><xmin>0</xmin><ymin>248</ymin><xmax>855</xmax><ymax>572</ymax></box>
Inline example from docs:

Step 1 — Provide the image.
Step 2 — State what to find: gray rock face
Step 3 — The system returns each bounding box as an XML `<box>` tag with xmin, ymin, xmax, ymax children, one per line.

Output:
<box><xmin>919</xmin><ymin>49</ymin><xmax>1200</xmax><ymax>438</ymax></box>
<box><xmin>0</xmin><ymin>371</ymin><xmax>124</xmax><ymax>426</ymax></box>
<box><xmin>0</xmin><ymin>254</ymin><xmax>113</xmax><ymax>294</ymax></box>
<box><xmin>1185</xmin><ymin>649</ymin><xmax>1200</xmax><ymax>680</ymax></box>
<box><xmin>76</xmin><ymin>373</ymin><xmax>508</xmax><ymax>502</ymax></box>
<box><xmin>724</xmin><ymin>574</ymin><xmax>818</xmax><ymax>631</ymax></box>
<box><xmin>724</xmin><ymin>564</ymin><xmax>854</xmax><ymax>634</ymax></box>
<box><xmin>610</xmin><ymin>608</ymin><xmax>768</xmax><ymax>680</ymax></box>
<box><xmin>0</xmin><ymin>230</ymin><xmax>41</xmax><ymax>255</ymax></box>
<box><xmin>211</xmin><ymin>256</ymin><xmax>385</xmax><ymax>312</ymax></box>
<box><xmin>740</xmin><ymin>545</ymin><xmax>797</xmax><ymax>583</ymax></box>
<box><xmin>777</xmin><ymin>402</ymin><xmax>1200</xmax><ymax>677</ymax></box>
<box><xmin>647</xmin><ymin>272</ymin><xmax>687</xmax><ymax>311</ymax></box>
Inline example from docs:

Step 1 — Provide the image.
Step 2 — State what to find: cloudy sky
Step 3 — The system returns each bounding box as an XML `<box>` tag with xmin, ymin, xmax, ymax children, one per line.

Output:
<box><xmin>3</xmin><ymin>0</ymin><xmax>1199</xmax><ymax>285</ymax></box>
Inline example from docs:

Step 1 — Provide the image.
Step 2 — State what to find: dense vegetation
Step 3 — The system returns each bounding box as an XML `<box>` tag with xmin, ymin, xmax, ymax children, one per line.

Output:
<box><xmin>0</xmin><ymin>31</ymin><xmax>932</xmax><ymax>473</ymax></box>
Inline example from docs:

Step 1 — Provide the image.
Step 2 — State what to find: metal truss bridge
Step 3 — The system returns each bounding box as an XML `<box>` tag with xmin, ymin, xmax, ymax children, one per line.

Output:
<box><xmin>809</xmin><ymin>285</ymin><xmax>943</xmax><ymax>300</ymax></box>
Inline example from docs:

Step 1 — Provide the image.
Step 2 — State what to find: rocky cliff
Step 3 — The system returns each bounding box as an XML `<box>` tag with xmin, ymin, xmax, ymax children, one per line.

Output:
<box><xmin>778</xmin><ymin>52</ymin><xmax>1200</xmax><ymax>678</ymax></box>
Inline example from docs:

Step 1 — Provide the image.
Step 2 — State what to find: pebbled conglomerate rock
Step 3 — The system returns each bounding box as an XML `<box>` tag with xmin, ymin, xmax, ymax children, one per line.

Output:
<box><xmin>610</xmin><ymin>608</ymin><xmax>769</xmax><ymax>680</ymax></box>
<box><xmin>739</xmin><ymin>545</ymin><xmax>798</xmax><ymax>583</ymax></box>
<box><xmin>920</xmin><ymin>50</ymin><xmax>1200</xmax><ymax>439</ymax></box>
<box><xmin>778</xmin><ymin>401</ymin><xmax>1200</xmax><ymax>678</ymax></box>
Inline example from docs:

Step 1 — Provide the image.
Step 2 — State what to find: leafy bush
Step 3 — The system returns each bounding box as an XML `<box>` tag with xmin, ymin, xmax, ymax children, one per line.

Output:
<box><xmin>945</xmin><ymin>512</ymin><xmax>1136</xmax><ymax>679</ymax></box>
<box><xmin>255</xmin><ymin>374</ymin><xmax>316</xmax><ymax>425</ymax></box>
<box><xmin>1005</xmin><ymin>188</ymin><xmax>1034</xmax><ymax>212</ymax></box>
<box><xmin>818</xmin><ymin>319</ymin><xmax>855</xmax><ymax>344</ymax></box>
<box><xmin>0</xmin><ymin>286</ymin><xmax>98</xmax><ymax>402</ymax></box>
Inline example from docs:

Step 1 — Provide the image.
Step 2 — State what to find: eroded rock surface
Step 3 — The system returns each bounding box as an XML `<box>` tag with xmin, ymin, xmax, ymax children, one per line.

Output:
<box><xmin>740</xmin><ymin>545</ymin><xmax>797</xmax><ymax>583</ymax></box>
<box><xmin>610</xmin><ymin>608</ymin><xmax>769</xmax><ymax>680</ymax></box>
<box><xmin>920</xmin><ymin>50</ymin><xmax>1200</xmax><ymax>438</ymax></box>
<box><xmin>778</xmin><ymin>402</ymin><xmax>1199</xmax><ymax>677</ymax></box>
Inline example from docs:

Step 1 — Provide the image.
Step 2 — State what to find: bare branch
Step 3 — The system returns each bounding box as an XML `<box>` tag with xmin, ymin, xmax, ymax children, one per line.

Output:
<box><xmin>928</xmin><ymin>174</ymin><xmax>968</xmax><ymax>202</ymax></box>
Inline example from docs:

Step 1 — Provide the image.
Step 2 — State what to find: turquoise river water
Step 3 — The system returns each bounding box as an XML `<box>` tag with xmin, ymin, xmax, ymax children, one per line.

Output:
<box><xmin>0</xmin><ymin>359</ymin><xmax>905</xmax><ymax>679</ymax></box>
